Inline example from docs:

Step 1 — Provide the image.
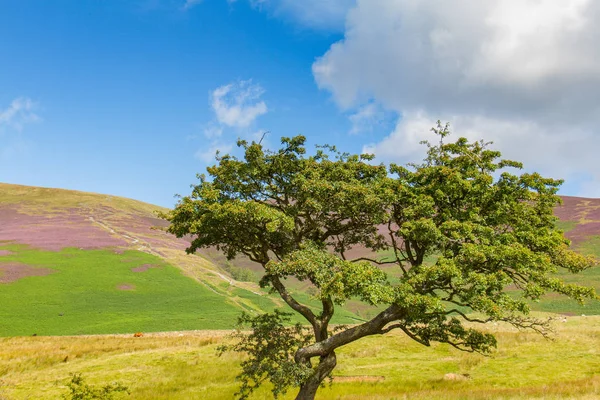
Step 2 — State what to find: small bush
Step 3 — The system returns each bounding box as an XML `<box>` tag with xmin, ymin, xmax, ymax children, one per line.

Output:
<box><xmin>62</xmin><ymin>373</ymin><xmax>129</xmax><ymax>400</ymax></box>
<box><xmin>223</xmin><ymin>261</ymin><xmax>256</xmax><ymax>282</ymax></box>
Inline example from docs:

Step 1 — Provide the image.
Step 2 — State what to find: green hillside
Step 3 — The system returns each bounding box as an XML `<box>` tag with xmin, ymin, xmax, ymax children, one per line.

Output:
<box><xmin>0</xmin><ymin>182</ymin><xmax>365</xmax><ymax>336</ymax></box>
<box><xmin>0</xmin><ymin>245</ymin><xmax>268</xmax><ymax>336</ymax></box>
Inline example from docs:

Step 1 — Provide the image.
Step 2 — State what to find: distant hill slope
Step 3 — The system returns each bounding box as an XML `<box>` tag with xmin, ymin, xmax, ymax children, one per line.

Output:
<box><xmin>0</xmin><ymin>182</ymin><xmax>252</xmax><ymax>291</ymax></box>
<box><xmin>554</xmin><ymin>196</ymin><xmax>600</xmax><ymax>244</ymax></box>
<box><xmin>0</xmin><ymin>183</ymin><xmax>598</xmax><ymax>336</ymax></box>
<box><xmin>0</xmin><ymin>184</ymin><xmax>265</xmax><ymax>335</ymax></box>
<box><xmin>0</xmin><ymin>183</ymin><xmax>365</xmax><ymax>336</ymax></box>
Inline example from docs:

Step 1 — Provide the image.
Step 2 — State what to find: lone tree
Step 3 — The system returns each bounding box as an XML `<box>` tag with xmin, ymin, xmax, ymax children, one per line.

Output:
<box><xmin>164</xmin><ymin>123</ymin><xmax>597</xmax><ymax>400</ymax></box>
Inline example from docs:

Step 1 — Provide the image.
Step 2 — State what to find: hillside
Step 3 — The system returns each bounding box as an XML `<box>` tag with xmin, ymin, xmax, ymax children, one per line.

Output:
<box><xmin>0</xmin><ymin>183</ymin><xmax>599</xmax><ymax>336</ymax></box>
<box><xmin>0</xmin><ymin>183</ymin><xmax>355</xmax><ymax>336</ymax></box>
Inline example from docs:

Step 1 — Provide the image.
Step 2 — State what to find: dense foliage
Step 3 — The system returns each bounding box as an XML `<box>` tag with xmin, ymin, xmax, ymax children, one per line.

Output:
<box><xmin>165</xmin><ymin>123</ymin><xmax>597</xmax><ymax>400</ymax></box>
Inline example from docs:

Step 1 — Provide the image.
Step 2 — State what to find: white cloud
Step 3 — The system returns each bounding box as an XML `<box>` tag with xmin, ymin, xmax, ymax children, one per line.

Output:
<box><xmin>314</xmin><ymin>0</ymin><xmax>600</xmax><ymax>197</ymax></box>
<box><xmin>211</xmin><ymin>80</ymin><xmax>268</xmax><ymax>128</ymax></box>
<box><xmin>194</xmin><ymin>80</ymin><xmax>268</xmax><ymax>164</ymax></box>
<box><xmin>364</xmin><ymin>110</ymin><xmax>598</xmax><ymax>181</ymax></box>
<box><xmin>0</xmin><ymin>97</ymin><xmax>40</xmax><ymax>131</ymax></box>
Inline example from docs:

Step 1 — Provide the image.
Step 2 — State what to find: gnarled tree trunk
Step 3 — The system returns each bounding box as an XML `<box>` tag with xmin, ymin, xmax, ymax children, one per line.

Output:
<box><xmin>295</xmin><ymin>352</ymin><xmax>337</xmax><ymax>400</ymax></box>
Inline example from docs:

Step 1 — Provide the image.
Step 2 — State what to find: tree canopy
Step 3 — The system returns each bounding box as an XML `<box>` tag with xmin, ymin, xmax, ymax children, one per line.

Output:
<box><xmin>164</xmin><ymin>123</ymin><xmax>597</xmax><ymax>400</ymax></box>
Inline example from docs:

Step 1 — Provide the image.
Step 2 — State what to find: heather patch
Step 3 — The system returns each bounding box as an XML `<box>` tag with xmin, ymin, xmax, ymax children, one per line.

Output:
<box><xmin>0</xmin><ymin>263</ymin><xmax>55</xmax><ymax>283</ymax></box>
<box><xmin>131</xmin><ymin>264</ymin><xmax>161</xmax><ymax>273</ymax></box>
<box><xmin>0</xmin><ymin>206</ymin><xmax>126</xmax><ymax>251</ymax></box>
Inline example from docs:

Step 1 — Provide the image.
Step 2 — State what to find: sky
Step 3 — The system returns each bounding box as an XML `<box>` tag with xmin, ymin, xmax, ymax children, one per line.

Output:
<box><xmin>1</xmin><ymin>0</ymin><xmax>599</xmax><ymax>207</ymax></box>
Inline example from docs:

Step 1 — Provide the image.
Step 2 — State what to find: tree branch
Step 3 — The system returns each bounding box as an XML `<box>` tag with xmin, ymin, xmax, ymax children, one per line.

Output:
<box><xmin>295</xmin><ymin>304</ymin><xmax>402</xmax><ymax>364</ymax></box>
<box><xmin>443</xmin><ymin>309</ymin><xmax>492</xmax><ymax>324</ymax></box>
<box><xmin>270</xmin><ymin>276</ymin><xmax>318</xmax><ymax>328</ymax></box>
<box><xmin>350</xmin><ymin>257</ymin><xmax>399</xmax><ymax>265</ymax></box>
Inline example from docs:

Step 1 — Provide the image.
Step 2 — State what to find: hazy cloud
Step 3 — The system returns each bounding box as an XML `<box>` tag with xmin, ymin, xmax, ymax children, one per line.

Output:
<box><xmin>203</xmin><ymin>123</ymin><xmax>223</xmax><ymax>139</ymax></box>
<box><xmin>247</xmin><ymin>0</ymin><xmax>355</xmax><ymax>31</ymax></box>
<box><xmin>0</xmin><ymin>97</ymin><xmax>40</xmax><ymax>131</ymax></box>
<box><xmin>348</xmin><ymin>102</ymin><xmax>385</xmax><ymax>135</ymax></box>
<box><xmin>195</xmin><ymin>142</ymin><xmax>234</xmax><ymax>163</ymax></box>
<box><xmin>182</xmin><ymin>0</ymin><xmax>202</xmax><ymax>10</ymax></box>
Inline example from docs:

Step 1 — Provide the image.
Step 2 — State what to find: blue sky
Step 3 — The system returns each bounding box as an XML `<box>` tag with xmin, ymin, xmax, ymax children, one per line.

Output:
<box><xmin>2</xmin><ymin>1</ymin><xmax>599</xmax><ymax>206</ymax></box>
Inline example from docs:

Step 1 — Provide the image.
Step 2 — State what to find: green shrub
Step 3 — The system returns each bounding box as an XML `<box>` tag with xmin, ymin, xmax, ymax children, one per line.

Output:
<box><xmin>62</xmin><ymin>373</ymin><xmax>128</xmax><ymax>400</ymax></box>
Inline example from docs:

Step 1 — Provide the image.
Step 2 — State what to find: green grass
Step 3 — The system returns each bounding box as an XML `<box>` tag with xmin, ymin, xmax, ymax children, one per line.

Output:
<box><xmin>1</xmin><ymin>316</ymin><xmax>599</xmax><ymax>399</ymax></box>
<box><xmin>0</xmin><ymin>245</ymin><xmax>281</xmax><ymax>336</ymax></box>
<box><xmin>526</xmin><ymin>235</ymin><xmax>600</xmax><ymax>315</ymax></box>
<box><xmin>577</xmin><ymin>235</ymin><xmax>600</xmax><ymax>259</ymax></box>
<box><xmin>555</xmin><ymin>220</ymin><xmax>578</xmax><ymax>234</ymax></box>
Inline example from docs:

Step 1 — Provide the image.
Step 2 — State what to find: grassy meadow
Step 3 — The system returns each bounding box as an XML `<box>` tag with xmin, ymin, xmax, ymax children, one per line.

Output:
<box><xmin>0</xmin><ymin>244</ymin><xmax>277</xmax><ymax>336</ymax></box>
<box><xmin>0</xmin><ymin>316</ymin><xmax>598</xmax><ymax>399</ymax></box>
<box><xmin>0</xmin><ymin>244</ymin><xmax>368</xmax><ymax>336</ymax></box>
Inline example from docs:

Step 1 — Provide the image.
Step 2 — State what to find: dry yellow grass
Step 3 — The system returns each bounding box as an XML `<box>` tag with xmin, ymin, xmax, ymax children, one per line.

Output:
<box><xmin>0</xmin><ymin>316</ymin><xmax>598</xmax><ymax>399</ymax></box>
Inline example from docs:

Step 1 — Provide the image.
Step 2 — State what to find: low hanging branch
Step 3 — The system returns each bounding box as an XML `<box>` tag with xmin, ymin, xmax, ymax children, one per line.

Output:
<box><xmin>163</xmin><ymin>124</ymin><xmax>598</xmax><ymax>400</ymax></box>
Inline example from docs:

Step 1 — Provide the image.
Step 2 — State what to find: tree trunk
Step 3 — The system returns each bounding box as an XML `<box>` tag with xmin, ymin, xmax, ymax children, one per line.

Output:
<box><xmin>295</xmin><ymin>352</ymin><xmax>337</xmax><ymax>400</ymax></box>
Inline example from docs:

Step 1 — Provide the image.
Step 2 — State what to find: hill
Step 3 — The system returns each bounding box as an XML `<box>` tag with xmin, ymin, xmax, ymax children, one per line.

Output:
<box><xmin>0</xmin><ymin>183</ymin><xmax>363</xmax><ymax>336</ymax></box>
<box><xmin>0</xmin><ymin>183</ymin><xmax>598</xmax><ymax>336</ymax></box>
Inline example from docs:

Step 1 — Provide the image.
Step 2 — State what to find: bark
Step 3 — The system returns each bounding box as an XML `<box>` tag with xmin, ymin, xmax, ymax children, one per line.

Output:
<box><xmin>295</xmin><ymin>352</ymin><xmax>337</xmax><ymax>400</ymax></box>
<box><xmin>295</xmin><ymin>304</ymin><xmax>401</xmax><ymax>365</ymax></box>
<box><xmin>292</xmin><ymin>305</ymin><xmax>403</xmax><ymax>399</ymax></box>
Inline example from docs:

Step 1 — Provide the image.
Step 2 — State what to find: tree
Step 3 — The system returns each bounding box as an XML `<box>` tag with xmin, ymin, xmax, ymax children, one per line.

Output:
<box><xmin>164</xmin><ymin>123</ymin><xmax>598</xmax><ymax>400</ymax></box>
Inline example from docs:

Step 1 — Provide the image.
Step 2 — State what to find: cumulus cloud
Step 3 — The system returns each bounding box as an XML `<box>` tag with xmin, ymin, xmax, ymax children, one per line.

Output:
<box><xmin>211</xmin><ymin>80</ymin><xmax>268</xmax><ymax>128</ymax></box>
<box><xmin>364</xmin><ymin>110</ymin><xmax>597</xmax><ymax>179</ymax></box>
<box><xmin>0</xmin><ymin>97</ymin><xmax>40</xmax><ymax>131</ymax></box>
<box><xmin>314</xmin><ymin>0</ymin><xmax>600</xmax><ymax>197</ymax></box>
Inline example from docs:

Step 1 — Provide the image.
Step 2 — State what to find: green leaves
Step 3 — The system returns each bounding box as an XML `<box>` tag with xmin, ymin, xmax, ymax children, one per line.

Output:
<box><xmin>265</xmin><ymin>243</ymin><xmax>394</xmax><ymax>306</ymax></box>
<box><xmin>217</xmin><ymin>311</ymin><xmax>313</xmax><ymax>400</ymax></box>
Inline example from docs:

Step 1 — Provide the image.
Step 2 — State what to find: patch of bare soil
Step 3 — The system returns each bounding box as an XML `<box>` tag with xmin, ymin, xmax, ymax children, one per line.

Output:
<box><xmin>131</xmin><ymin>263</ymin><xmax>161</xmax><ymax>272</ymax></box>
<box><xmin>0</xmin><ymin>263</ymin><xmax>56</xmax><ymax>283</ymax></box>
<box><xmin>117</xmin><ymin>284</ymin><xmax>135</xmax><ymax>291</ymax></box>
<box><xmin>0</xmin><ymin>250</ymin><xmax>13</xmax><ymax>256</ymax></box>
<box><xmin>332</xmin><ymin>376</ymin><xmax>385</xmax><ymax>383</ymax></box>
<box><xmin>443</xmin><ymin>373</ymin><xmax>470</xmax><ymax>381</ymax></box>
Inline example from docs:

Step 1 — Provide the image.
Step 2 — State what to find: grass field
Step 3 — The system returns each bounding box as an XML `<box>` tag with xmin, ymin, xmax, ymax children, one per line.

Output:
<box><xmin>0</xmin><ymin>244</ymin><xmax>276</xmax><ymax>336</ymax></box>
<box><xmin>542</xmin><ymin>234</ymin><xmax>600</xmax><ymax>315</ymax></box>
<box><xmin>0</xmin><ymin>316</ymin><xmax>598</xmax><ymax>399</ymax></box>
<box><xmin>0</xmin><ymin>244</ymin><xmax>368</xmax><ymax>336</ymax></box>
